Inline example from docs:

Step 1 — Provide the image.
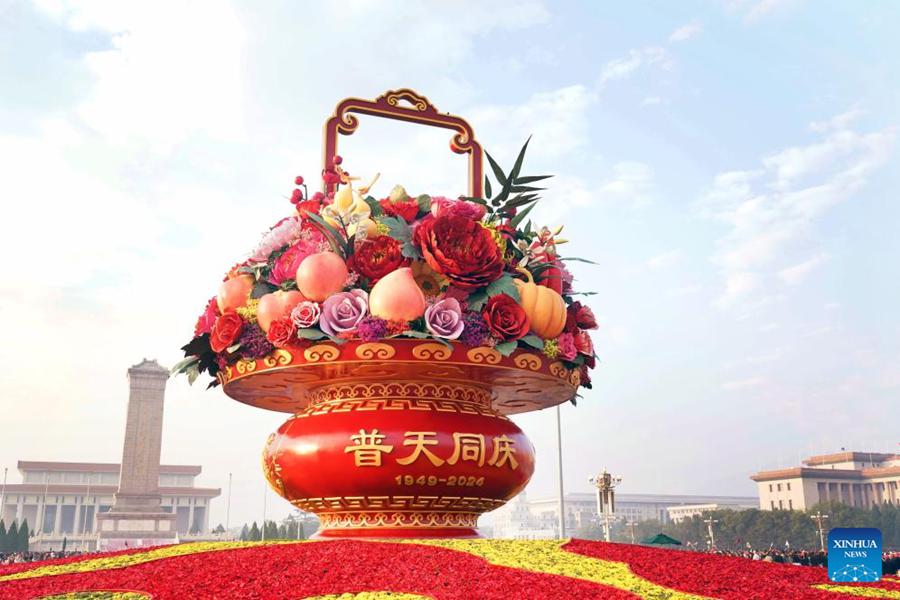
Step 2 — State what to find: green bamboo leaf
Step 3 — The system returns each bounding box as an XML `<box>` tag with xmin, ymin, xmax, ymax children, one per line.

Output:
<box><xmin>484</xmin><ymin>151</ymin><xmax>508</xmax><ymax>187</ymax></box>
<box><xmin>508</xmin><ymin>201</ymin><xmax>537</xmax><ymax>229</ymax></box>
<box><xmin>513</xmin><ymin>174</ymin><xmax>553</xmax><ymax>184</ymax></box>
<box><xmin>509</xmin><ymin>135</ymin><xmax>532</xmax><ymax>180</ymax></box>
<box><xmin>484</xmin><ymin>175</ymin><xmax>492</xmax><ymax>199</ymax></box>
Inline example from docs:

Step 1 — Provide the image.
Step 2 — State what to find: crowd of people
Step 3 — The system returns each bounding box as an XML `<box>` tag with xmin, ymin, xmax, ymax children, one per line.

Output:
<box><xmin>0</xmin><ymin>550</ymin><xmax>87</xmax><ymax>565</ymax></box>
<box><xmin>698</xmin><ymin>546</ymin><xmax>900</xmax><ymax>575</ymax></box>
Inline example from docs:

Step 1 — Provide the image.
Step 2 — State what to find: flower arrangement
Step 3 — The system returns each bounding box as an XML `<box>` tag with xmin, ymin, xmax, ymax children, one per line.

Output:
<box><xmin>175</xmin><ymin>141</ymin><xmax>598</xmax><ymax>392</ymax></box>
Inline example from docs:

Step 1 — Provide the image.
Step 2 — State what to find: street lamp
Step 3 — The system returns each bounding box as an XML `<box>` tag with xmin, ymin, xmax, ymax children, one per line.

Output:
<box><xmin>810</xmin><ymin>511</ymin><xmax>829</xmax><ymax>551</ymax></box>
<box><xmin>703</xmin><ymin>516</ymin><xmax>719</xmax><ymax>549</ymax></box>
<box><xmin>589</xmin><ymin>470</ymin><xmax>622</xmax><ymax>542</ymax></box>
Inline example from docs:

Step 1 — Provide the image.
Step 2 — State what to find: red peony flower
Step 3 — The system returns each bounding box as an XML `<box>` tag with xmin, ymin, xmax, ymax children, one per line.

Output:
<box><xmin>565</xmin><ymin>300</ymin><xmax>598</xmax><ymax>332</ymax></box>
<box><xmin>209</xmin><ymin>312</ymin><xmax>244</xmax><ymax>353</ymax></box>
<box><xmin>194</xmin><ymin>296</ymin><xmax>220</xmax><ymax>337</ymax></box>
<box><xmin>266</xmin><ymin>316</ymin><xmax>296</xmax><ymax>348</ymax></box>
<box><xmin>482</xmin><ymin>293</ymin><xmax>530</xmax><ymax>342</ymax></box>
<box><xmin>414</xmin><ymin>215</ymin><xmax>504</xmax><ymax>290</ymax></box>
<box><xmin>380</xmin><ymin>197</ymin><xmax>419</xmax><ymax>223</ymax></box>
<box><xmin>574</xmin><ymin>329</ymin><xmax>594</xmax><ymax>357</ymax></box>
<box><xmin>350</xmin><ymin>235</ymin><xmax>410</xmax><ymax>284</ymax></box>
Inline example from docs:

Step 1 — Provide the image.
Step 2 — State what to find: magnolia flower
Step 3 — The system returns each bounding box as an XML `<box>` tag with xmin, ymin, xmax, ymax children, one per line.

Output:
<box><xmin>321</xmin><ymin>186</ymin><xmax>371</xmax><ymax>236</ymax></box>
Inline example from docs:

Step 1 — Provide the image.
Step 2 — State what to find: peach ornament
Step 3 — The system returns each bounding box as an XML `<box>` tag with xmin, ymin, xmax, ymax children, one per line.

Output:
<box><xmin>368</xmin><ymin>267</ymin><xmax>426</xmax><ymax>322</ymax></box>
<box><xmin>295</xmin><ymin>252</ymin><xmax>349</xmax><ymax>302</ymax></box>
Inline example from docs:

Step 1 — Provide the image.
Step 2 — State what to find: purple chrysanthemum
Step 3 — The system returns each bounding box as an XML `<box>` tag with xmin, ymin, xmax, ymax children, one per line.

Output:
<box><xmin>237</xmin><ymin>324</ymin><xmax>275</xmax><ymax>359</ymax></box>
<box><xmin>356</xmin><ymin>315</ymin><xmax>388</xmax><ymax>342</ymax></box>
<box><xmin>459</xmin><ymin>310</ymin><xmax>490</xmax><ymax>347</ymax></box>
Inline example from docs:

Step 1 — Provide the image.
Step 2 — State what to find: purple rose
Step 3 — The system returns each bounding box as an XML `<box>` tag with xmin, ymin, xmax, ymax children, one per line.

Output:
<box><xmin>424</xmin><ymin>297</ymin><xmax>464</xmax><ymax>340</ymax></box>
<box><xmin>319</xmin><ymin>289</ymin><xmax>368</xmax><ymax>336</ymax></box>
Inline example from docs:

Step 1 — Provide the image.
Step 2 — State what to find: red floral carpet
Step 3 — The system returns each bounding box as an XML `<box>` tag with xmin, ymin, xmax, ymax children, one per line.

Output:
<box><xmin>0</xmin><ymin>539</ymin><xmax>898</xmax><ymax>599</ymax></box>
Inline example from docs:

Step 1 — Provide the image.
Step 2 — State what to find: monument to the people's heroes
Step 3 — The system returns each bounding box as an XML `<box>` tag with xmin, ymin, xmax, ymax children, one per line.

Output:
<box><xmin>97</xmin><ymin>359</ymin><xmax>177</xmax><ymax>549</ymax></box>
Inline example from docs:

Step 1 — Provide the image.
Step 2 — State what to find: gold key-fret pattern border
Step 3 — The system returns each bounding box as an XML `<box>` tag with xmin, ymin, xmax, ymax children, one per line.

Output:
<box><xmin>291</xmin><ymin>495</ymin><xmax>505</xmax><ymax>513</ymax></box>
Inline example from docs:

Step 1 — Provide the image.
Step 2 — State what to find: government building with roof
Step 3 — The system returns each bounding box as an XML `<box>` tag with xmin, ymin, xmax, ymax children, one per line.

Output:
<box><xmin>1</xmin><ymin>460</ymin><xmax>220</xmax><ymax>551</ymax></box>
<box><xmin>750</xmin><ymin>451</ymin><xmax>900</xmax><ymax>511</ymax></box>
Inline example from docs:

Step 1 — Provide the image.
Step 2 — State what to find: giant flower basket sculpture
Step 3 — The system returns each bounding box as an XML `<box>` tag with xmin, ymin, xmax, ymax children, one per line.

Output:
<box><xmin>175</xmin><ymin>89</ymin><xmax>599</xmax><ymax>538</ymax></box>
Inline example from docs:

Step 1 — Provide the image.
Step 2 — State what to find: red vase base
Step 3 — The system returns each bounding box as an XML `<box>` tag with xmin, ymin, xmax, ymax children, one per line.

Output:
<box><xmin>312</xmin><ymin>526</ymin><xmax>482</xmax><ymax>539</ymax></box>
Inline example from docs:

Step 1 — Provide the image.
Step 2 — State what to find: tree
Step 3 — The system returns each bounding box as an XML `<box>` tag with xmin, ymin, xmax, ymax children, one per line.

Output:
<box><xmin>0</xmin><ymin>520</ymin><xmax>7</xmax><ymax>553</ymax></box>
<box><xmin>248</xmin><ymin>521</ymin><xmax>261</xmax><ymax>541</ymax></box>
<box><xmin>6</xmin><ymin>522</ymin><xmax>17</xmax><ymax>553</ymax></box>
<box><xmin>213</xmin><ymin>523</ymin><xmax>225</xmax><ymax>535</ymax></box>
<box><xmin>239</xmin><ymin>524</ymin><xmax>249</xmax><ymax>541</ymax></box>
<box><xmin>18</xmin><ymin>519</ymin><xmax>30</xmax><ymax>552</ymax></box>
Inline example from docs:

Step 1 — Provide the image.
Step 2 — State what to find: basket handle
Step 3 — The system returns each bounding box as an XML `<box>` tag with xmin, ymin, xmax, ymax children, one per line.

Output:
<box><xmin>322</xmin><ymin>89</ymin><xmax>483</xmax><ymax>198</ymax></box>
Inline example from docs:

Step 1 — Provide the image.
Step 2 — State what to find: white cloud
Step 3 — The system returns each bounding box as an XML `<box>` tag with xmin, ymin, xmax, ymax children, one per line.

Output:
<box><xmin>669</xmin><ymin>20</ymin><xmax>703</xmax><ymax>42</ymax></box>
<box><xmin>778</xmin><ymin>253</ymin><xmax>829</xmax><ymax>285</ymax></box>
<box><xmin>721</xmin><ymin>376</ymin><xmax>767</xmax><ymax>391</ymax></box>
<box><xmin>727</xmin><ymin>0</ymin><xmax>802</xmax><ymax>23</ymax></box>
<box><xmin>646</xmin><ymin>250</ymin><xmax>682</xmax><ymax>269</ymax></box>
<box><xmin>641</xmin><ymin>96</ymin><xmax>666</xmax><ymax>107</ymax></box>
<box><xmin>598</xmin><ymin>46</ymin><xmax>670</xmax><ymax>86</ymax></box>
<box><xmin>699</xmin><ymin>110</ymin><xmax>894</xmax><ymax>307</ymax></box>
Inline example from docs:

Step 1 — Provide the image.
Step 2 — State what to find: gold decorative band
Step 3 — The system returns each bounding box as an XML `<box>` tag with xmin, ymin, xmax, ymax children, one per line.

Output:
<box><xmin>318</xmin><ymin>511</ymin><xmax>479</xmax><ymax>529</ymax></box>
<box><xmin>301</xmin><ymin>381</ymin><xmax>501</xmax><ymax>418</ymax></box>
<box><xmin>291</xmin><ymin>495</ymin><xmax>505</xmax><ymax>513</ymax></box>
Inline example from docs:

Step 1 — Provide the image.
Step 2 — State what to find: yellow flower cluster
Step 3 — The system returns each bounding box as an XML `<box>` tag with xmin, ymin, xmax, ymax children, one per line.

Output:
<box><xmin>0</xmin><ymin>541</ymin><xmax>298</xmax><ymax>583</ymax></box>
<box><xmin>407</xmin><ymin>539</ymin><xmax>703</xmax><ymax>599</ymax></box>
<box><xmin>236</xmin><ymin>298</ymin><xmax>260</xmax><ymax>323</ymax></box>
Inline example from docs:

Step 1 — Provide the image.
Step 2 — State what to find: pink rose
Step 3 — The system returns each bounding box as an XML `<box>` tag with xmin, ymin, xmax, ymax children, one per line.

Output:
<box><xmin>319</xmin><ymin>289</ymin><xmax>368</xmax><ymax>336</ymax></box>
<box><xmin>430</xmin><ymin>196</ymin><xmax>486</xmax><ymax>221</ymax></box>
<box><xmin>290</xmin><ymin>301</ymin><xmax>321</xmax><ymax>329</ymax></box>
<box><xmin>424</xmin><ymin>297</ymin><xmax>464</xmax><ymax>340</ymax></box>
<box><xmin>269</xmin><ymin>230</ymin><xmax>327</xmax><ymax>286</ymax></box>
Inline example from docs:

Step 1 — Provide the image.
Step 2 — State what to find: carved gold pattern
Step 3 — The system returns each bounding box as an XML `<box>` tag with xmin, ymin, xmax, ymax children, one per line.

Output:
<box><xmin>263</xmin><ymin>349</ymin><xmax>293</xmax><ymax>367</ymax></box>
<box><xmin>355</xmin><ymin>343</ymin><xmax>396</xmax><ymax>360</ymax></box>
<box><xmin>514</xmin><ymin>354</ymin><xmax>542</xmax><ymax>371</ymax></box>
<box><xmin>411</xmin><ymin>343</ymin><xmax>452</xmax><ymax>361</ymax></box>
<box><xmin>318</xmin><ymin>511</ymin><xmax>478</xmax><ymax>530</ymax></box>
<box><xmin>382</xmin><ymin>89</ymin><xmax>430</xmax><ymax>111</ymax></box>
<box><xmin>466</xmin><ymin>347</ymin><xmax>502</xmax><ymax>365</ymax></box>
<box><xmin>235</xmin><ymin>359</ymin><xmax>257</xmax><ymax>374</ymax></box>
<box><xmin>297</xmin><ymin>382</ymin><xmax>504</xmax><ymax>419</ymax></box>
<box><xmin>549</xmin><ymin>361</ymin><xmax>567</xmax><ymax>378</ymax></box>
<box><xmin>304</xmin><ymin>345</ymin><xmax>340</xmax><ymax>362</ymax></box>
<box><xmin>292</xmin><ymin>495</ymin><xmax>503</xmax><ymax>513</ymax></box>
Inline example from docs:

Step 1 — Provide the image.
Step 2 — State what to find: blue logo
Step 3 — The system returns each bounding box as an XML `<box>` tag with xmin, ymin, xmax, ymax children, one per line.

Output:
<box><xmin>828</xmin><ymin>527</ymin><xmax>882</xmax><ymax>582</ymax></box>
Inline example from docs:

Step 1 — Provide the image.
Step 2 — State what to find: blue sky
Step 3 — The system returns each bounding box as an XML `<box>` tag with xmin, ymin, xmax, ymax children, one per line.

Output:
<box><xmin>1</xmin><ymin>0</ymin><xmax>898</xmax><ymax>527</ymax></box>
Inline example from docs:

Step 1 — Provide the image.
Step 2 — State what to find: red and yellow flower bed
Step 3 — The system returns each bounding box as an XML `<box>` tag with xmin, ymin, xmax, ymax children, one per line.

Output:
<box><xmin>1</xmin><ymin>539</ymin><xmax>898</xmax><ymax>599</ymax></box>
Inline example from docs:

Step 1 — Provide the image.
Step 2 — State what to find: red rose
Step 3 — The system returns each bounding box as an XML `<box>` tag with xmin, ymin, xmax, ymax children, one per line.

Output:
<box><xmin>350</xmin><ymin>235</ymin><xmax>409</xmax><ymax>283</ymax></box>
<box><xmin>380</xmin><ymin>198</ymin><xmax>419</xmax><ymax>222</ymax></box>
<box><xmin>266</xmin><ymin>316</ymin><xmax>296</xmax><ymax>348</ymax></box>
<box><xmin>573</xmin><ymin>330</ymin><xmax>594</xmax><ymax>363</ymax></box>
<box><xmin>209</xmin><ymin>312</ymin><xmax>244</xmax><ymax>353</ymax></box>
<box><xmin>194</xmin><ymin>296</ymin><xmax>220</xmax><ymax>337</ymax></box>
<box><xmin>482</xmin><ymin>294</ymin><xmax>530</xmax><ymax>342</ymax></box>
<box><xmin>565</xmin><ymin>301</ymin><xmax>598</xmax><ymax>332</ymax></box>
<box><xmin>414</xmin><ymin>214</ymin><xmax>504</xmax><ymax>290</ymax></box>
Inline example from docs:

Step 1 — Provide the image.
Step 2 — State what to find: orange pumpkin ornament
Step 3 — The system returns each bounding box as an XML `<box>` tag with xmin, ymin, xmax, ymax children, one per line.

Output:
<box><xmin>513</xmin><ymin>268</ymin><xmax>566</xmax><ymax>339</ymax></box>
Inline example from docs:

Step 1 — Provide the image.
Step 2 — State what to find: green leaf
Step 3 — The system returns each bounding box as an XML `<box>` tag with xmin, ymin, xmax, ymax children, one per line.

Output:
<box><xmin>402</xmin><ymin>330</ymin><xmax>430</xmax><ymax>339</ymax></box>
<box><xmin>485</xmin><ymin>274</ymin><xmax>520</xmax><ymax>302</ymax></box>
<box><xmin>467</xmin><ymin>289</ymin><xmax>489</xmax><ymax>311</ymax></box>
<box><xmin>364</xmin><ymin>195</ymin><xmax>383</xmax><ymax>217</ymax></box>
<box><xmin>304</xmin><ymin>211</ymin><xmax>352</xmax><ymax>257</ymax></box>
<box><xmin>484</xmin><ymin>175</ymin><xmax>492</xmax><ymax>199</ymax></box>
<box><xmin>381</xmin><ymin>216</ymin><xmax>412</xmax><ymax>243</ymax></box>
<box><xmin>510</xmin><ymin>185</ymin><xmax>545</xmax><ymax>193</ymax></box>
<box><xmin>180</xmin><ymin>334</ymin><xmax>212</xmax><ymax>357</ymax></box>
<box><xmin>494</xmin><ymin>341</ymin><xmax>517</xmax><ymax>356</ymax></box>
<box><xmin>484</xmin><ymin>151</ymin><xmax>508</xmax><ymax>187</ymax></box>
<box><xmin>559</xmin><ymin>256</ymin><xmax>599</xmax><ymax>265</ymax></box>
<box><xmin>520</xmin><ymin>334</ymin><xmax>545</xmax><ymax>351</ymax></box>
<box><xmin>296</xmin><ymin>328</ymin><xmax>326</xmax><ymax>340</ymax></box>
<box><xmin>416</xmin><ymin>194</ymin><xmax>432</xmax><ymax>214</ymax></box>
<box><xmin>170</xmin><ymin>356</ymin><xmax>199</xmax><ymax>375</ymax></box>
<box><xmin>463</xmin><ymin>196</ymin><xmax>489</xmax><ymax>206</ymax></box>
<box><xmin>509</xmin><ymin>135</ymin><xmax>532</xmax><ymax>180</ymax></box>
<box><xmin>279</xmin><ymin>279</ymin><xmax>298</xmax><ymax>291</ymax></box>
<box><xmin>508</xmin><ymin>202</ymin><xmax>537</xmax><ymax>229</ymax></box>
<box><xmin>401</xmin><ymin>242</ymin><xmax>423</xmax><ymax>260</ymax></box>
<box><xmin>251</xmin><ymin>281</ymin><xmax>277</xmax><ymax>299</ymax></box>
<box><xmin>186</xmin><ymin>364</ymin><xmax>200</xmax><ymax>385</ymax></box>
<box><xmin>513</xmin><ymin>174</ymin><xmax>553</xmax><ymax>184</ymax></box>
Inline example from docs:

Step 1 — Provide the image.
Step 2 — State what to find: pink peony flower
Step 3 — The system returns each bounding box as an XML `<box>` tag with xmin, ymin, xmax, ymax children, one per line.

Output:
<box><xmin>430</xmin><ymin>196</ymin><xmax>486</xmax><ymax>221</ymax></box>
<box><xmin>319</xmin><ymin>289</ymin><xmax>368</xmax><ymax>336</ymax></box>
<box><xmin>556</xmin><ymin>332</ymin><xmax>577</xmax><ymax>361</ymax></box>
<box><xmin>269</xmin><ymin>229</ymin><xmax>327</xmax><ymax>286</ymax></box>
<box><xmin>424</xmin><ymin>297</ymin><xmax>464</xmax><ymax>339</ymax></box>
<box><xmin>289</xmin><ymin>301</ymin><xmax>321</xmax><ymax>329</ymax></box>
<box><xmin>250</xmin><ymin>216</ymin><xmax>304</xmax><ymax>262</ymax></box>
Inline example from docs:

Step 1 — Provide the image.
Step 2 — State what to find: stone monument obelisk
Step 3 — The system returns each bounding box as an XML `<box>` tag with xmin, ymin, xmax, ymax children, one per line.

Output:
<box><xmin>97</xmin><ymin>359</ymin><xmax>177</xmax><ymax>549</ymax></box>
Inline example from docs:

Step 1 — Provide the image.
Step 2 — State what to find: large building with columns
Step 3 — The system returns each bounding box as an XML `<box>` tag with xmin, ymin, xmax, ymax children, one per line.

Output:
<box><xmin>1</xmin><ymin>461</ymin><xmax>220</xmax><ymax>551</ymax></box>
<box><xmin>751</xmin><ymin>451</ymin><xmax>900</xmax><ymax>511</ymax></box>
